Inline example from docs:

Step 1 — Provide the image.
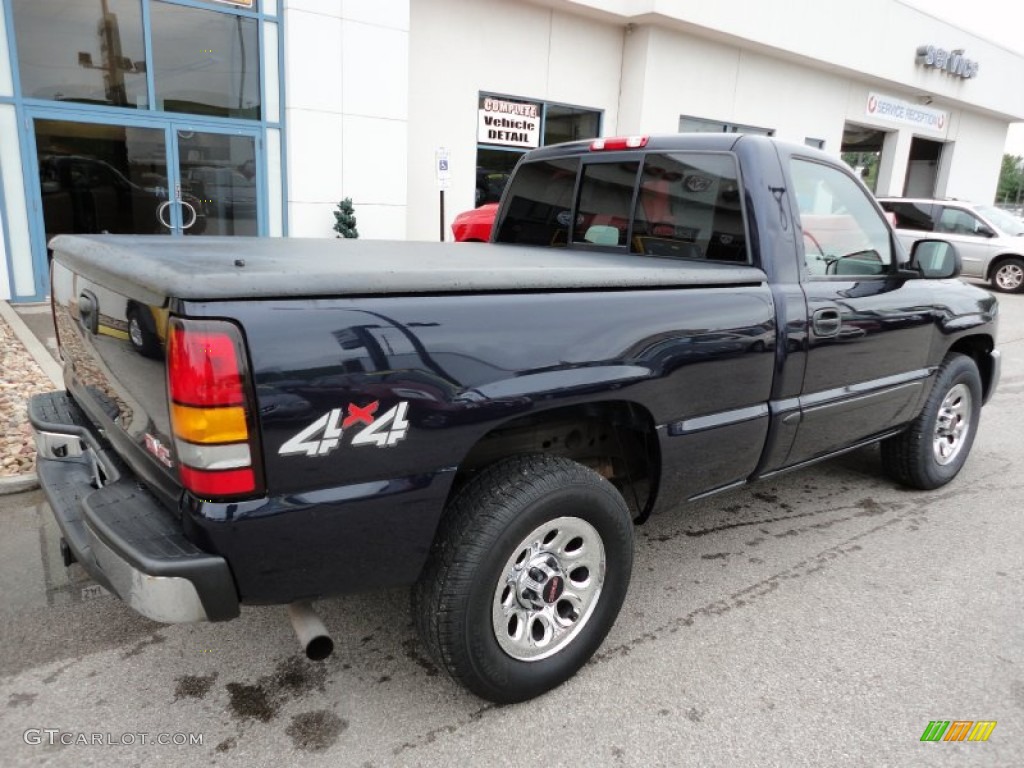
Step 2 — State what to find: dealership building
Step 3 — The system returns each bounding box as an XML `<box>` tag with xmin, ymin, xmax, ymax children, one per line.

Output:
<box><xmin>2</xmin><ymin>0</ymin><xmax>1023</xmax><ymax>301</ymax></box>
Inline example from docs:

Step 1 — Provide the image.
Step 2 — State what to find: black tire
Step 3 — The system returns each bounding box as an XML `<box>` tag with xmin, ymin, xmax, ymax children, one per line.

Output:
<box><xmin>127</xmin><ymin>306</ymin><xmax>162</xmax><ymax>359</ymax></box>
<box><xmin>412</xmin><ymin>454</ymin><xmax>634</xmax><ymax>703</ymax></box>
<box><xmin>881</xmin><ymin>353</ymin><xmax>982</xmax><ymax>490</ymax></box>
<box><xmin>990</xmin><ymin>257</ymin><xmax>1024</xmax><ymax>293</ymax></box>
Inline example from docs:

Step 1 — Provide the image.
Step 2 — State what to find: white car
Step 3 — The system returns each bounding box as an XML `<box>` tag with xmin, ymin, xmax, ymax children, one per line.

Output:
<box><xmin>878</xmin><ymin>198</ymin><xmax>1024</xmax><ymax>293</ymax></box>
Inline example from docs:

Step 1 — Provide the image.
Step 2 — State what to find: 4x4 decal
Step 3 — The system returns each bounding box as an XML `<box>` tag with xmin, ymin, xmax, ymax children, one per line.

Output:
<box><xmin>279</xmin><ymin>401</ymin><xmax>410</xmax><ymax>457</ymax></box>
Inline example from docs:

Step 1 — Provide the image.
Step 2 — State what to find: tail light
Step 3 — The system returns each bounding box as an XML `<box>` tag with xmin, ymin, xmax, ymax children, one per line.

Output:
<box><xmin>167</xmin><ymin>318</ymin><xmax>264</xmax><ymax>500</ymax></box>
<box><xmin>590</xmin><ymin>136</ymin><xmax>648</xmax><ymax>151</ymax></box>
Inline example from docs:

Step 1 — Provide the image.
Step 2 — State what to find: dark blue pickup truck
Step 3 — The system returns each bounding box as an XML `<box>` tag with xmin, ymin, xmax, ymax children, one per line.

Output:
<box><xmin>30</xmin><ymin>134</ymin><xmax>999</xmax><ymax>703</ymax></box>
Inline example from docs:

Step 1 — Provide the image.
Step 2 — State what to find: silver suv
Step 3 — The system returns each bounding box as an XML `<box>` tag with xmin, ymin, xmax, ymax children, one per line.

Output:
<box><xmin>878</xmin><ymin>198</ymin><xmax>1024</xmax><ymax>293</ymax></box>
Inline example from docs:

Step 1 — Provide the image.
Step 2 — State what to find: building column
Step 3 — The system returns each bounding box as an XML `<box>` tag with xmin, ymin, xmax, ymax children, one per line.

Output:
<box><xmin>876</xmin><ymin>129</ymin><xmax>913</xmax><ymax>197</ymax></box>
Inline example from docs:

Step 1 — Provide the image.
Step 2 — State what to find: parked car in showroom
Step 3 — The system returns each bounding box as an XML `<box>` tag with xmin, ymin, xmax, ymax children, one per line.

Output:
<box><xmin>878</xmin><ymin>197</ymin><xmax>1024</xmax><ymax>292</ymax></box>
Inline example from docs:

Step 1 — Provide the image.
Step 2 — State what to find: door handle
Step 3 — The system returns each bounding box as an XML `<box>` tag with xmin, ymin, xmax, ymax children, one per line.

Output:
<box><xmin>179</xmin><ymin>200</ymin><xmax>198</xmax><ymax>230</ymax></box>
<box><xmin>812</xmin><ymin>308</ymin><xmax>841</xmax><ymax>337</ymax></box>
<box><xmin>156</xmin><ymin>201</ymin><xmax>173</xmax><ymax>230</ymax></box>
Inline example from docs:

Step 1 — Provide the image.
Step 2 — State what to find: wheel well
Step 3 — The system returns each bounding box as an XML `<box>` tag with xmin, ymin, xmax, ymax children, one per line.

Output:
<box><xmin>451</xmin><ymin>401</ymin><xmax>661</xmax><ymax>522</ymax></box>
<box><xmin>948</xmin><ymin>335</ymin><xmax>995</xmax><ymax>401</ymax></box>
<box><xmin>986</xmin><ymin>254</ymin><xmax>1023</xmax><ymax>279</ymax></box>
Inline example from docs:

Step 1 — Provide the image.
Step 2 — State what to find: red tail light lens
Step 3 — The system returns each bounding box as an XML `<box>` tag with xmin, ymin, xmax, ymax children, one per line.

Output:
<box><xmin>168</xmin><ymin>324</ymin><xmax>245</xmax><ymax>406</ymax></box>
<box><xmin>178</xmin><ymin>466</ymin><xmax>257</xmax><ymax>497</ymax></box>
<box><xmin>167</xmin><ymin>318</ymin><xmax>262</xmax><ymax>500</ymax></box>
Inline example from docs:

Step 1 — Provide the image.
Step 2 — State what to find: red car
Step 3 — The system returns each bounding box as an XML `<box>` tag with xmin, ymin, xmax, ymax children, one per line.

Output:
<box><xmin>451</xmin><ymin>203</ymin><xmax>498</xmax><ymax>242</ymax></box>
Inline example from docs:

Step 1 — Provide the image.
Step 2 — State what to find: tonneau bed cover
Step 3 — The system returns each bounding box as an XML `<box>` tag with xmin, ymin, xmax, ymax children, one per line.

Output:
<box><xmin>50</xmin><ymin>235</ymin><xmax>766</xmax><ymax>304</ymax></box>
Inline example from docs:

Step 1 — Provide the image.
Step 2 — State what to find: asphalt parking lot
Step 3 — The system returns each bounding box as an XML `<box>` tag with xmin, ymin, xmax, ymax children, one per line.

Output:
<box><xmin>1</xmin><ymin>288</ymin><xmax>1022</xmax><ymax>768</ymax></box>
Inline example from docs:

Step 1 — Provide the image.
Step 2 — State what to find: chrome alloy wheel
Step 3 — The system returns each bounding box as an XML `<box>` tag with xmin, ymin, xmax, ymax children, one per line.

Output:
<box><xmin>933</xmin><ymin>383</ymin><xmax>972</xmax><ymax>465</ymax></box>
<box><xmin>492</xmin><ymin>516</ymin><xmax>606</xmax><ymax>662</ymax></box>
<box><xmin>128</xmin><ymin>316</ymin><xmax>144</xmax><ymax>349</ymax></box>
<box><xmin>994</xmin><ymin>262</ymin><xmax>1024</xmax><ymax>291</ymax></box>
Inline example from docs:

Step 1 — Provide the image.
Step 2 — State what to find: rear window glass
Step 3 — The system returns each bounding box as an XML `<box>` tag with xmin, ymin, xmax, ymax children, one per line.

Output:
<box><xmin>880</xmin><ymin>201</ymin><xmax>936</xmax><ymax>232</ymax></box>
<box><xmin>494</xmin><ymin>158</ymin><xmax>579</xmax><ymax>246</ymax></box>
<box><xmin>573</xmin><ymin>162</ymin><xmax>640</xmax><ymax>247</ymax></box>
<box><xmin>631</xmin><ymin>153</ymin><xmax>748</xmax><ymax>262</ymax></box>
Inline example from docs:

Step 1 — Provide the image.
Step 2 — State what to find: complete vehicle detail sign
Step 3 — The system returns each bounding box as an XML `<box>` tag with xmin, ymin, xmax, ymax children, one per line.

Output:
<box><xmin>865</xmin><ymin>92</ymin><xmax>948</xmax><ymax>132</ymax></box>
<box><xmin>478</xmin><ymin>98</ymin><xmax>541</xmax><ymax>149</ymax></box>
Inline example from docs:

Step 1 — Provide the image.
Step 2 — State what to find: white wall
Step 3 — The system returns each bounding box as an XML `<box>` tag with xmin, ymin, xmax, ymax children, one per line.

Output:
<box><xmin>283</xmin><ymin>0</ymin><xmax>409</xmax><ymax>240</ymax></box>
<box><xmin>406</xmin><ymin>0</ymin><xmax>623</xmax><ymax>241</ymax></box>
<box><xmin>941</xmin><ymin>111</ymin><xmax>1009</xmax><ymax>202</ymax></box>
<box><xmin>537</xmin><ymin>0</ymin><xmax>1024</xmax><ymax>121</ymax></box>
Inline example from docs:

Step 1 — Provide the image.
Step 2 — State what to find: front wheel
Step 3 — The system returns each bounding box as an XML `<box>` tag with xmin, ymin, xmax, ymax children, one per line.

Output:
<box><xmin>881</xmin><ymin>353</ymin><xmax>982</xmax><ymax>490</ymax></box>
<box><xmin>412</xmin><ymin>455</ymin><xmax>634</xmax><ymax>703</ymax></box>
<box><xmin>991</xmin><ymin>257</ymin><xmax>1024</xmax><ymax>293</ymax></box>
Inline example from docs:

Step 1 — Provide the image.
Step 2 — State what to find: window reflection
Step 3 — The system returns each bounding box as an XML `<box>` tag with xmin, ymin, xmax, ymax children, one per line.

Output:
<box><xmin>34</xmin><ymin>119</ymin><xmax>174</xmax><ymax>241</ymax></box>
<box><xmin>12</xmin><ymin>0</ymin><xmax>148</xmax><ymax>108</ymax></box>
<box><xmin>178</xmin><ymin>131</ymin><xmax>258</xmax><ymax>236</ymax></box>
<box><xmin>151</xmin><ymin>2</ymin><xmax>261</xmax><ymax>120</ymax></box>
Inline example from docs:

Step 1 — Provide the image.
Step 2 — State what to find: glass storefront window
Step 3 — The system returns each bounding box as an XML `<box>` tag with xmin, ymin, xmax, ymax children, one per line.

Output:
<box><xmin>178</xmin><ymin>130</ymin><xmax>258</xmax><ymax>236</ymax></box>
<box><xmin>543</xmin><ymin>105</ymin><xmax>600</xmax><ymax>146</ymax></box>
<box><xmin>0</xmin><ymin>1</ymin><xmax>14</xmax><ymax>96</ymax></box>
<box><xmin>476</xmin><ymin>94</ymin><xmax>601</xmax><ymax>207</ymax></box>
<box><xmin>150</xmin><ymin>1</ymin><xmax>261</xmax><ymax>119</ymax></box>
<box><xmin>34</xmin><ymin>119</ymin><xmax>171</xmax><ymax>240</ymax></box>
<box><xmin>11</xmin><ymin>0</ymin><xmax>148</xmax><ymax>108</ymax></box>
<box><xmin>263</xmin><ymin>21</ymin><xmax>280</xmax><ymax>123</ymax></box>
<box><xmin>679</xmin><ymin>115</ymin><xmax>774</xmax><ymax>136</ymax></box>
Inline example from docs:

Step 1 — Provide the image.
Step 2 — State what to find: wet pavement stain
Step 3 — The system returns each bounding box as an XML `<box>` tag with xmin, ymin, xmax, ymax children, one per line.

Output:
<box><xmin>122</xmin><ymin>632</ymin><xmax>165</xmax><ymax>659</ymax></box>
<box><xmin>285</xmin><ymin>709</ymin><xmax>347</xmax><ymax>752</ymax></box>
<box><xmin>701</xmin><ymin>552</ymin><xmax>729</xmax><ymax>560</ymax></box>
<box><xmin>41</xmin><ymin>661</ymin><xmax>75</xmax><ymax>684</ymax></box>
<box><xmin>215</xmin><ymin>736</ymin><xmax>237</xmax><ymax>753</ymax></box>
<box><xmin>174</xmin><ymin>673</ymin><xmax>217</xmax><ymax>701</ymax></box>
<box><xmin>226</xmin><ymin>681</ymin><xmax>278</xmax><ymax>723</ymax></box>
<box><xmin>224</xmin><ymin>656</ymin><xmax>330</xmax><ymax>724</ymax></box>
<box><xmin>401</xmin><ymin>638</ymin><xmax>439</xmax><ymax>677</ymax></box>
<box><xmin>7</xmin><ymin>692</ymin><xmax>37</xmax><ymax>707</ymax></box>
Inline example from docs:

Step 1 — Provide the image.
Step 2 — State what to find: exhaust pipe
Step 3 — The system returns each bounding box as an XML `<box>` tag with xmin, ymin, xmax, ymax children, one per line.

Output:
<box><xmin>287</xmin><ymin>601</ymin><xmax>334</xmax><ymax>661</ymax></box>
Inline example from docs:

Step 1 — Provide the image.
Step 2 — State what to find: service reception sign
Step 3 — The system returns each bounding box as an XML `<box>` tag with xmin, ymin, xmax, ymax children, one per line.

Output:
<box><xmin>865</xmin><ymin>92</ymin><xmax>948</xmax><ymax>132</ymax></box>
<box><xmin>478</xmin><ymin>98</ymin><xmax>541</xmax><ymax>148</ymax></box>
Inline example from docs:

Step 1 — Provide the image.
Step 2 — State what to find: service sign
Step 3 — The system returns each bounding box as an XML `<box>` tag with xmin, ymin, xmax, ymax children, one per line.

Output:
<box><xmin>865</xmin><ymin>92</ymin><xmax>948</xmax><ymax>132</ymax></box>
<box><xmin>478</xmin><ymin>98</ymin><xmax>541</xmax><ymax>149</ymax></box>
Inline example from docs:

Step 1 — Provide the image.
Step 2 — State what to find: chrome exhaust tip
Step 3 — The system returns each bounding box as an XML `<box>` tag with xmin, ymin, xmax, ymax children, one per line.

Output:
<box><xmin>287</xmin><ymin>601</ymin><xmax>334</xmax><ymax>661</ymax></box>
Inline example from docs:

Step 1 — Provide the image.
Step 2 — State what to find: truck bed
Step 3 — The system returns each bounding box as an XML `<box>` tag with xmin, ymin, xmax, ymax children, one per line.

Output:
<box><xmin>49</xmin><ymin>235</ymin><xmax>766</xmax><ymax>303</ymax></box>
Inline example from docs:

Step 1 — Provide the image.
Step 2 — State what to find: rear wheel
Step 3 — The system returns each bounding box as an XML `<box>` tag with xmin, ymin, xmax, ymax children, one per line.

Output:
<box><xmin>991</xmin><ymin>257</ymin><xmax>1024</xmax><ymax>293</ymax></box>
<box><xmin>881</xmin><ymin>353</ymin><xmax>982</xmax><ymax>490</ymax></box>
<box><xmin>412</xmin><ymin>455</ymin><xmax>633</xmax><ymax>703</ymax></box>
<box><xmin>127</xmin><ymin>306</ymin><xmax>162</xmax><ymax>359</ymax></box>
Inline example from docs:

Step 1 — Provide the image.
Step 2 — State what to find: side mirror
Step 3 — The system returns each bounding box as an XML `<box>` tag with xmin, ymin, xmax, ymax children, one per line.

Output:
<box><xmin>977</xmin><ymin>225</ymin><xmax>996</xmax><ymax>238</ymax></box>
<box><xmin>908</xmin><ymin>239</ymin><xmax>961</xmax><ymax>279</ymax></box>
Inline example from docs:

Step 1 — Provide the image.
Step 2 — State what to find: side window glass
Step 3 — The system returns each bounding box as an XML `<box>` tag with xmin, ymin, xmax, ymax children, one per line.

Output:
<box><xmin>494</xmin><ymin>158</ymin><xmax>580</xmax><ymax>246</ymax></box>
<box><xmin>882</xmin><ymin>201</ymin><xmax>936</xmax><ymax>232</ymax></box>
<box><xmin>790</xmin><ymin>159</ymin><xmax>892</xmax><ymax>277</ymax></box>
<box><xmin>631</xmin><ymin>153</ymin><xmax>748</xmax><ymax>262</ymax></box>
<box><xmin>938</xmin><ymin>207</ymin><xmax>983</xmax><ymax>236</ymax></box>
<box><xmin>573</xmin><ymin>162</ymin><xmax>640</xmax><ymax>247</ymax></box>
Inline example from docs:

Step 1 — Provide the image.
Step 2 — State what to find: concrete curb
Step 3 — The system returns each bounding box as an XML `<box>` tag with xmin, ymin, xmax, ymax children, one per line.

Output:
<box><xmin>0</xmin><ymin>300</ymin><xmax>58</xmax><ymax>495</ymax></box>
<box><xmin>0</xmin><ymin>473</ymin><xmax>39</xmax><ymax>495</ymax></box>
<box><xmin>0</xmin><ymin>300</ymin><xmax>63</xmax><ymax>387</ymax></box>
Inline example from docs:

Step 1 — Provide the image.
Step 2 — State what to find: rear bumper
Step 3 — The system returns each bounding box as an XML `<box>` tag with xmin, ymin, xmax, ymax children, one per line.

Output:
<box><xmin>29</xmin><ymin>391</ymin><xmax>239</xmax><ymax>623</ymax></box>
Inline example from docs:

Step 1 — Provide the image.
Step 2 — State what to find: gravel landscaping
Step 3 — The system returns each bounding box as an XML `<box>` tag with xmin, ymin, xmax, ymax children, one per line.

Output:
<box><xmin>0</xmin><ymin>310</ymin><xmax>54</xmax><ymax>478</ymax></box>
